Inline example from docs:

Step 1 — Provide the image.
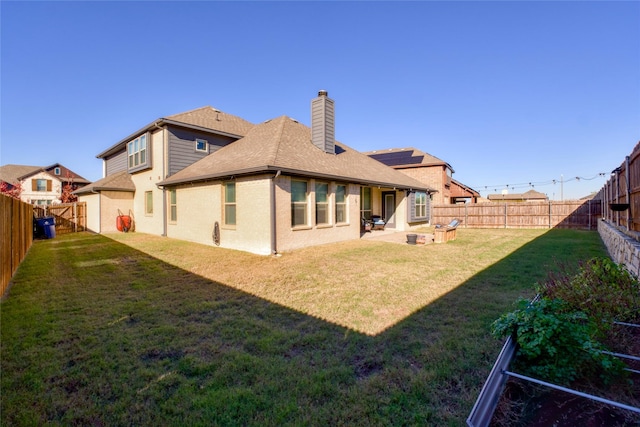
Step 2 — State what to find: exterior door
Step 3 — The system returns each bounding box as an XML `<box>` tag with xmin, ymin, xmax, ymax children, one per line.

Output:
<box><xmin>383</xmin><ymin>192</ymin><xmax>396</xmax><ymax>228</ymax></box>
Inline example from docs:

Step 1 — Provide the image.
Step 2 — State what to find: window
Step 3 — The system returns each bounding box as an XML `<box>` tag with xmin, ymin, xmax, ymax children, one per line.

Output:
<box><xmin>169</xmin><ymin>189</ymin><xmax>177</xmax><ymax>222</ymax></box>
<box><xmin>195</xmin><ymin>139</ymin><xmax>208</xmax><ymax>153</ymax></box>
<box><xmin>145</xmin><ymin>191</ymin><xmax>153</xmax><ymax>215</ymax></box>
<box><xmin>128</xmin><ymin>134</ymin><xmax>147</xmax><ymax>169</ymax></box>
<box><xmin>291</xmin><ymin>180</ymin><xmax>308</xmax><ymax>227</ymax></box>
<box><xmin>54</xmin><ymin>167</ymin><xmax>61</xmax><ymax>175</ymax></box>
<box><xmin>408</xmin><ymin>191</ymin><xmax>429</xmax><ymax>222</ymax></box>
<box><xmin>335</xmin><ymin>184</ymin><xmax>347</xmax><ymax>223</ymax></box>
<box><xmin>315</xmin><ymin>182</ymin><xmax>329</xmax><ymax>225</ymax></box>
<box><xmin>360</xmin><ymin>186</ymin><xmax>372</xmax><ymax>220</ymax></box>
<box><xmin>34</xmin><ymin>179</ymin><xmax>50</xmax><ymax>192</ymax></box>
<box><xmin>415</xmin><ymin>192</ymin><xmax>426</xmax><ymax>218</ymax></box>
<box><xmin>224</xmin><ymin>182</ymin><xmax>236</xmax><ymax>226</ymax></box>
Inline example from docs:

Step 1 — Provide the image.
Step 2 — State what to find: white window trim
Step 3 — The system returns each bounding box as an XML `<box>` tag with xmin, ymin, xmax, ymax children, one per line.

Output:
<box><xmin>195</xmin><ymin>139</ymin><xmax>208</xmax><ymax>153</ymax></box>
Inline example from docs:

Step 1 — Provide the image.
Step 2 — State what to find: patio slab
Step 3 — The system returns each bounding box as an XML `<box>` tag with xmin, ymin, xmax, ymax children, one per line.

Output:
<box><xmin>360</xmin><ymin>229</ymin><xmax>434</xmax><ymax>245</ymax></box>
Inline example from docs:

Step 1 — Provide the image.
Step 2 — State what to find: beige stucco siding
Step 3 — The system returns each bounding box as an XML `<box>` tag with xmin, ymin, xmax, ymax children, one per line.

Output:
<box><xmin>166</xmin><ymin>175</ymin><xmax>273</xmax><ymax>255</ymax></box>
<box><xmin>100</xmin><ymin>191</ymin><xmax>134</xmax><ymax>233</ymax></box>
<box><xmin>130</xmin><ymin>129</ymin><xmax>166</xmax><ymax>235</ymax></box>
<box><xmin>81</xmin><ymin>193</ymin><xmax>101</xmax><ymax>233</ymax></box>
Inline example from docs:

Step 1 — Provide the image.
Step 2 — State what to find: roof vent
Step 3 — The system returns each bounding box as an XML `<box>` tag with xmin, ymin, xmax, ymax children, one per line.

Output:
<box><xmin>311</xmin><ymin>90</ymin><xmax>335</xmax><ymax>154</ymax></box>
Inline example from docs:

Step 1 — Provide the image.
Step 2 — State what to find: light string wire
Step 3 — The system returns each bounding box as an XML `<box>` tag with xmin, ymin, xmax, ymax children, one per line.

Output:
<box><xmin>471</xmin><ymin>173</ymin><xmax>607</xmax><ymax>194</ymax></box>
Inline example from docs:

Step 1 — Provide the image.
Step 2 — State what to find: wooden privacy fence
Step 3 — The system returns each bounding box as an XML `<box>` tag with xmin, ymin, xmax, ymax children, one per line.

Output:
<box><xmin>597</xmin><ymin>140</ymin><xmax>640</xmax><ymax>233</ymax></box>
<box><xmin>1</xmin><ymin>194</ymin><xmax>34</xmax><ymax>296</ymax></box>
<box><xmin>34</xmin><ymin>202</ymin><xmax>86</xmax><ymax>235</ymax></box>
<box><xmin>433</xmin><ymin>199</ymin><xmax>601</xmax><ymax>230</ymax></box>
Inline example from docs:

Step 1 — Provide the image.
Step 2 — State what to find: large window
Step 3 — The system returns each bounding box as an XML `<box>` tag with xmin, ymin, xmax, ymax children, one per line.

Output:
<box><xmin>315</xmin><ymin>182</ymin><xmax>329</xmax><ymax>225</ymax></box>
<box><xmin>360</xmin><ymin>186</ymin><xmax>372</xmax><ymax>220</ymax></box>
<box><xmin>408</xmin><ymin>191</ymin><xmax>429</xmax><ymax>222</ymax></box>
<box><xmin>169</xmin><ymin>189</ymin><xmax>177</xmax><ymax>223</ymax></box>
<box><xmin>335</xmin><ymin>184</ymin><xmax>347</xmax><ymax>223</ymax></box>
<box><xmin>224</xmin><ymin>182</ymin><xmax>236</xmax><ymax>226</ymax></box>
<box><xmin>145</xmin><ymin>191</ymin><xmax>153</xmax><ymax>215</ymax></box>
<box><xmin>128</xmin><ymin>134</ymin><xmax>147</xmax><ymax>169</ymax></box>
<box><xmin>291</xmin><ymin>180</ymin><xmax>308</xmax><ymax>227</ymax></box>
<box><xmin>415</xmin><ymin>191</ymin><xmax>426</xmax><ymax>218</ymax></box>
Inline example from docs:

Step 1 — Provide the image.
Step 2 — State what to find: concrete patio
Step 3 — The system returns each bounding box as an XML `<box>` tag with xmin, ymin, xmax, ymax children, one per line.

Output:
<box><xmin>360</xmin><ymin>228</ymin><xmax>435</xmax><ymax>245</ymax></box>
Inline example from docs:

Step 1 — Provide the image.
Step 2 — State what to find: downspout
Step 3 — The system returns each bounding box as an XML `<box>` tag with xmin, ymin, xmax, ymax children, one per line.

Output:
<box><xmin>271</xmin><ymin>170</ymin><xmax>281</xmax><ymax>255</ymax></box>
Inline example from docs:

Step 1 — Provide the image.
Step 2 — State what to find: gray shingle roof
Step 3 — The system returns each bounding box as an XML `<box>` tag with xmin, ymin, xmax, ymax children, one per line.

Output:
<box><xmin>97</xmin><ymin>106</ymin><xmax>255</xmax><ymax>159</ymax></box>
<box><xmin>73</xmin><ymin>171</ymin><xmax>135</xmax><ymax>194</ymax></box>
<box><xmin>0</xmin><ymin>164</ymin><xmax>41</xmax><ymax>183</ymax></box>
<box><xmin>159</xmin><ymin>116</ymin><xmax>433</xmax><ymax>192</ymax></box>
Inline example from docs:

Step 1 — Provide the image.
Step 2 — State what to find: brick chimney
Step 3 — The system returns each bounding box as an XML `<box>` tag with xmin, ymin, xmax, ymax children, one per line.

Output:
<box><xmin>311</xmin><ymin>90</ymin><xmax>335</xmax><ymax>154</ymax></box>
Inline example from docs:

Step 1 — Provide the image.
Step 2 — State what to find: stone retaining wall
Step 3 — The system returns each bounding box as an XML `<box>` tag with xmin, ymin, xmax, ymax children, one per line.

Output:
<box><xmin>598</xmin><ymin>219</ymin><xmax>640</xmax><ymax>277</ymax></box>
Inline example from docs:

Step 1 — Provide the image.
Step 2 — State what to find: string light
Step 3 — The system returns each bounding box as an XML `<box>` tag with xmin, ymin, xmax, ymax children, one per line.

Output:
<box><xmin>471</xmin><ymin>173</ymin><xmax>606</xmax><ymax>193</ymax></box>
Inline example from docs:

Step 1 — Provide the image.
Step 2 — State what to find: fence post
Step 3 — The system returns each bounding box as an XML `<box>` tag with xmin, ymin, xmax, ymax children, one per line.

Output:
<box><xmin>465</xmin><ymin>203</ymin><xmax>468</xmax><ymax>228</ymax></box>
<box><xmin>504</xmin><ymin>204</ymin><xmax>507</xmax><ymax>229</ymax></box>
<box><xmin>549</xmin><ymin>201</ymin><xmax>552</xmax><ymax>229</ymax></box>
<box><xmin>73</xmin><ymin>202</ymin><xmax>77</xmax><ymax>233</ymax></box>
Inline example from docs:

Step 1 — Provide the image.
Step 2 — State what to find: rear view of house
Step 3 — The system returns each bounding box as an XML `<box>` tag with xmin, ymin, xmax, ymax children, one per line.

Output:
<box><xmin>77</xmin><ymin>92</ymin><xmax>435</xmax><ymax>254</ymax></box>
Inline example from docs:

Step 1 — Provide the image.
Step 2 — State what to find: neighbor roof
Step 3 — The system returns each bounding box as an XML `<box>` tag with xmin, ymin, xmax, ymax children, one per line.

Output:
<box><xmin>159</xmin><ymin>116</ymin><xmax>434</xmax><ymax>192</ymax></box>
<box><xmin>97</xmin><ymin>106</ymin><xmax>255</xmax><ymax>159</ymax></box>
<box><xmin>73</xmin><ymin>171</ymin><xmax>135</xmax><ymax>195</ymax></box>
<box><xmin>0</xmin><ymin>164</ymin><xmax>41</xmax><ymax>183</ymax></box>
<box><xmin>364</xmin><ymin>147</ymin><xmax>454</xmax><ymax>173</ymax></box>
<box><xmin>0</xmin><ymin>164</ymin><xmax>90</xmax><ymax>184</ymax></box>
<box><xmin>487</xmin><ymin>189</ymin><xmax>548</xmax><ymax>200</ymax></box>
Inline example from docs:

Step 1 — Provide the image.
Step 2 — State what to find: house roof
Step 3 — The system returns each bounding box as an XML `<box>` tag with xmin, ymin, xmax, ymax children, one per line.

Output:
<box><xmin>0</xmin><ymin>164</ymin><xmax>41</xmax><ymax>183</ymax></box>
<box><xmin>0</xmin><ymin>164</ymin><xmax>90</xmax><ymax>184</ymax></box>
<box><xmin>73</xmin><ymin>171</ymin><xmax>135</xmax><ymax>194</ymax></box>
<box><xmin>96</xmin><ymin>106</ymin><xmax>255</xmax><ymax>159</ymax></box>
<box><xmin>158</xmin><ymin>116</ymin><xmax>434</xmax><ymax>192</ymax></box>
<box><xmin>364</xmin><ymin>147</ymin><xmax>455</xmax><ymax>173</ymax></box>
<box><xmin>451</xmin><ymin>178</ymin><xmax>480</xmax><ymax>196</ymax></box>
<box><xmin>487</xmin><ymin>189</ymin><xmax>548</xmax><ymax>200</ymax></box>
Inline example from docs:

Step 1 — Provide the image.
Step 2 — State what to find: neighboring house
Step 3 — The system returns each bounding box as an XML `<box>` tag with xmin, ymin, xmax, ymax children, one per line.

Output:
<box><xmin>365</xmin><ymin>147</ymin><xmax>479</xmax><ymax>204</ymax></box>
<box><xmin>487</xmin><ymin>189</ymin><xmax>548</xmax><ymax>203</ymax></box>
<box><xmin>76</xmin><ymin>91</ymin><xmax>436</xmax><ymax>254</ymax></box>
<box><xmin>0</xmin><ymin>163</ymin><xmax>89</xmax><ymax>205</ymax></box>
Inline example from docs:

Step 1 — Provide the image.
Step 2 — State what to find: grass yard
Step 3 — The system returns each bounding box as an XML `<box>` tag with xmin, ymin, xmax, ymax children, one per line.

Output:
<box><xmin>1</xmin><ymin>228</ymin><xmax>607</xmax><ymax>425</ymax></box>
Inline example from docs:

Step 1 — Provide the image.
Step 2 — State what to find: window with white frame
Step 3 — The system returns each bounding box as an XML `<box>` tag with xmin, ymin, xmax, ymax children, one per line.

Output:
<box><xmin>415</xmin><ymin>191</ymin><xmax>426</xmax><ymax>218</ymax></box>
<box><xmin>54</xmin><ymin>167</ymin><xmax>61</xmax><ymax>175</ymax></box>
<box><xmin>224</xmin><ymin>182</ymin><xmax>236</xmax><ymax>226</ymax></box>
<box><xmin>407</xmin><ymin>191</ymin><xmax>429</xmax><ymax>222</ymax></box>
<box><xmin>195</xmin><ymin>139</ymin><xmax>208</xmax><ymax>153</ymax></box>
<box><xmin>169</xmin><ymin>189</ymin><xmax>177</xmax><ymax>223</ymax></box>
<box><xmin>128</xmin><ymin>134</ymin><xmax>147</xmax><ymax>170</ymax></box>
<box><xmin>291</xmin><ymin>180</ymin><xmax>308</xmax><ymax>227</ymax></box>
<box><xmin>35</xmin><ymin>179</ymin><xmax>49</xmax><ymax>192</ymax></box>
<box><xmin>335</xmin><ymin>184</ymin><xmax>347</xmax><ymax>223</ymax></box>
<box><xmin>145</xmin><ymin>191</ymin><xmax>153</xmax><ymax>215</ymax></box>
<box><xmin>315</xmin><ymin>182</ymin><xmax>329</xmax><ymax>225</ymax></box>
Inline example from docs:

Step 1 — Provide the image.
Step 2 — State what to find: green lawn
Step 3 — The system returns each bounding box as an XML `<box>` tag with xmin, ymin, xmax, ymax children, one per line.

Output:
<box><xmin>1</xmin><ymin>228</ymin><xmax>607</xmax><ymax>426</ymax></box>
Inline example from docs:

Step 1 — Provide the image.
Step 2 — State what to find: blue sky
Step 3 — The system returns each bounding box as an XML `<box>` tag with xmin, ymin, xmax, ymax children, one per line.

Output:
<box><xmin>1</xmin><ymin>1</ymin><xmax>639</xmax><ymax>200</ymax></box>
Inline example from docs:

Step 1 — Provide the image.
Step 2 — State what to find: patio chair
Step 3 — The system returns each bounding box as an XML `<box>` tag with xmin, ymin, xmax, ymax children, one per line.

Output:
<box><xmin>371</xmin><ymin>215</ymin><xmax>386</xmax><ymax>230</ymax></box>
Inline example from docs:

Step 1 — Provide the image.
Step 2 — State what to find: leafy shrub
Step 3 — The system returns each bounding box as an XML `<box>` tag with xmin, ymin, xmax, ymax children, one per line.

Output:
<box><xmin>491</xmin><ymin>297</ymin><xmax>625</xmax><ymax>385</ymax></box>
<box><xmin>537</xmin><ymin>257</ymin><xmax>640</xmax><ymax>326</ymax></box>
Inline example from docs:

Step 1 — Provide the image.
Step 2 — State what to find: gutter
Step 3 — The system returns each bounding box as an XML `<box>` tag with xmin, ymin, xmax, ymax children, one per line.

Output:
<box><xmin>270</xmin><ymin>170</ymin><xmax>281</xmax><ymax>255</ymax></box>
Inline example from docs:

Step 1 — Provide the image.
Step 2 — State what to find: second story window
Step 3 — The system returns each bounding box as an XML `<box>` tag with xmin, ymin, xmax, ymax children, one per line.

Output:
<box><xmin>54</xmin><ymin>167</ymin><xmax>61</xmax><ymax>175</ymax></box>
<box><xmin>128</xmin><ymin>134</ymin><xmax>147</xmax><ymax>170</ymax></box>
<box><xmin>195</xmin><ymin>139</ymin><xmax>208</xmax><ymax>153</ymax></box>
<box><xmin>33</xmin><ymin>179</ymin><xmax>51</xmax><ymax>192</ymax></box>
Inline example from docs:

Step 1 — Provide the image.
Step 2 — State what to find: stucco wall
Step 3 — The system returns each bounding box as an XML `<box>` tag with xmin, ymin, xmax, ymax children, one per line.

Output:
<box><xmin>598</xmin><ymin>219</ymin><xmax>640</xmax><ymax>277</ymax></box>
<box><xmin>100</xmin><ymin>191</ymin><xmax>134</xmax><ymax>233</ymax></box>
<box><xmin>20</xmin><ymin>172</ymin><xmax>63</xmax><ymax>205</ymax></box>
<box><xmin>81</xmin><ymin>193</ymin><xmax>101</xmax><ymax>233</ymax></box>
<box><xmin>130</xmin><ymin>129</ymin><xmax>166</xmax><ymax>235</ymax></box>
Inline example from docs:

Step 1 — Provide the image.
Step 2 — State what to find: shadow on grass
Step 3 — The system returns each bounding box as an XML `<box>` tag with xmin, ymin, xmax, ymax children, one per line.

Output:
<box><xmin>0</xmin><ymin>230</ymin><xmax>607</xmax><ymax>426</ymax></box>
